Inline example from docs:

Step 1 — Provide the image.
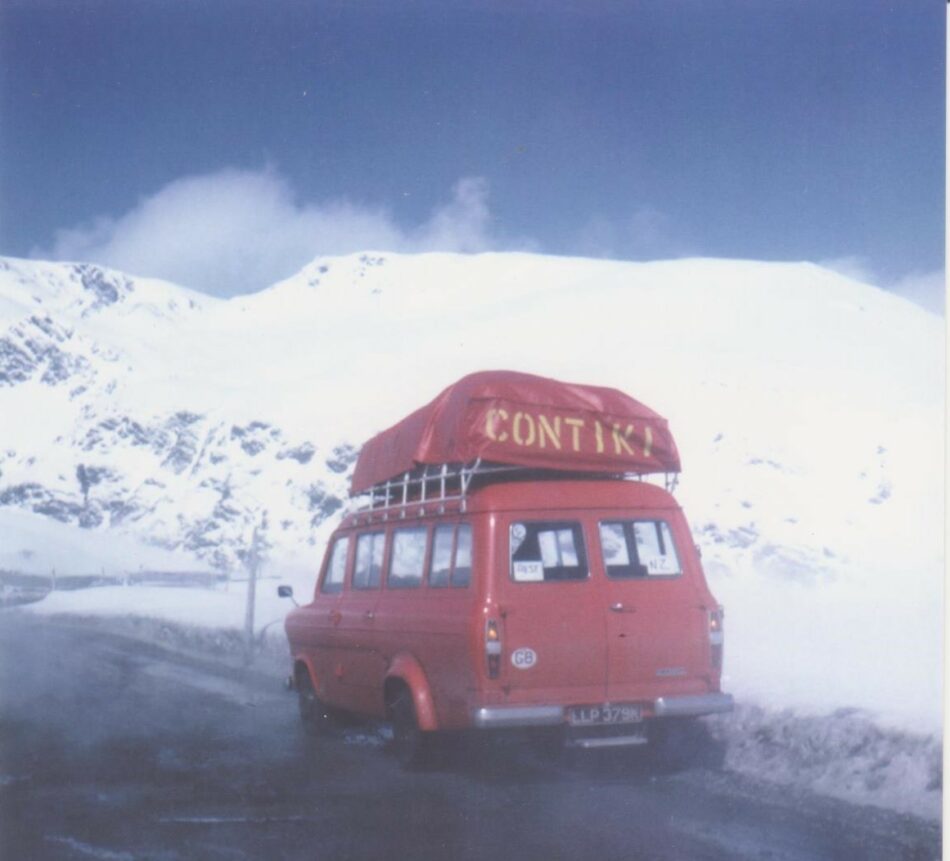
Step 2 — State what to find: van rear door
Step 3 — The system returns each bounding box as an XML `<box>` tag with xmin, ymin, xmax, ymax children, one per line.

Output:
<box><xmin>597</xmin><ymin>518</ymin><xmax>708</xmax><ymax>697</ymax></box>
<box><xmin>498</xmin><ymin>519</ymin><xmax>606</xmax><ymax>705</ymax></box>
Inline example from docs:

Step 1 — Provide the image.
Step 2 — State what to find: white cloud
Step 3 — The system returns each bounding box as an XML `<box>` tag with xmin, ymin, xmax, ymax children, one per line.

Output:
<box><xmin>817</xmin><ymin>256</ymin><xmax>877</xmax><ymax>285</ymax></box>
<box><xmin>889</xmin><ymin>269</ymin><xmax>945</xmax><ymax>316</ymax></box>
<box><xmin>34</xmin><ymin>169</ymin><xmax>509</xmax><ymax>296</ymax></box>
<box><xmin>572</xmin><ymin>205</ymin><xmax>684</xmax><ymax>260</ymax></box>
<box><xmin>820</xmin><ymin>257</ymin><xmax>945</xmax><ymax>316</ymax></box>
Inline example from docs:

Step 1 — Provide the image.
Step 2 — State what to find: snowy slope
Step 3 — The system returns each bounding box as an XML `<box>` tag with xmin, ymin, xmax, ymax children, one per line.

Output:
<box><xmin>0</xmin><ymin>251</ymin><xmax>942</xmax><ymax>732</ymax></box>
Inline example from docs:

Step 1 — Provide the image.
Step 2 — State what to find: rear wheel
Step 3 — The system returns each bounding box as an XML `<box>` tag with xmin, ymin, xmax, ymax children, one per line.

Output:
<box><xmin>647</xmin><ymin>718</ymin><xmax>724</xmax><ymax>771</ymax></box>
<box><xmin>296</xmin><ymin>667</ymin><xmax>332</xmax><ymax>735</ymax></box>
<box><xmin>389</xmin><ymin>687</ymin><xmax>430</xmax><ymax>770</ymax></box>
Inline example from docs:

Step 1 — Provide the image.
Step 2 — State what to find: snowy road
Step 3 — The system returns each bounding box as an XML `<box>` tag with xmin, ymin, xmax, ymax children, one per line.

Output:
<box><xmin>0</xmin><ymin>615</ymin><xmax>939</xmax><ymax>861</ymax></box>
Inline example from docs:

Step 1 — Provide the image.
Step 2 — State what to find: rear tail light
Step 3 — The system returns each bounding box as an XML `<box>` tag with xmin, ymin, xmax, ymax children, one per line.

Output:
<box><xmin>485</xmin><ymin>618</ymin><xmax>501</xmax><ymax>679</ymax></box>
<box><xmin>708</xmin><ymin>607</ymin><xmax>724</xmax><ymax>671</ymax></box>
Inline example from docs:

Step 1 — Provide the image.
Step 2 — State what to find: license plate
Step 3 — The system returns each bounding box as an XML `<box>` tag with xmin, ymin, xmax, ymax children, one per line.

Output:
<box><xmin>568</xmin><ymin>703</ymin><xmax>642</xmax><ymax>726</ymax></box>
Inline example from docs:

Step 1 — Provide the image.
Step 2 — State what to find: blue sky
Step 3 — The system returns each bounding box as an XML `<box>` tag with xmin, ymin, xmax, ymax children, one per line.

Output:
<box><xmin>0</xmin><ymin>1</ymin><xmax>944</xmax><ymax>307</ymax></box>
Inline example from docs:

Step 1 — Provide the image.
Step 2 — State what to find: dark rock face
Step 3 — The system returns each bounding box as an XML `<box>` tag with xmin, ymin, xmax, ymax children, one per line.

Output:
<box><xmin>0</xmin><ymin>484</ymin><xmax>84</xmax><ymax>524</ymax></box>
<box><xmin>308</xmin><ymin>482</ymin><xmax>344</xmax><ymax>525</ymax></box>
<box><xmin>326</xmin><ymin>444</ymin><xmax>358</xmax><ymax>474</ymax></box>
<box><xmin>230</xmin><ymin>422</ymin><xmax>276</xmax><ymax>457</ymax></box>
<box><xmin>161</xmin><ymin>413</ymin><xmax>204</xmax><ymax>474</ymax></box>
<box><xmin>277</xmin><ymin>442</ymin><xmax>315</xmax><ymax>464</ymax></box>
<box><xmin>72</xmin><ymin>264</ymin><xmax>133</xmax><ymax>313</ymax></box>
<box><xmin>0</xmin><ymin>337</ymin><xmax>34</xmax><ymax>385</ymax></box>
<box><xmin>82</xmin><ymin>417</ymin><xmax>153</xmax><ymax>451</ymax></box>
<box><xmin>0</xmin><ymin>315</ymin><xmax>87</xmax><ymax>388</ymax></box>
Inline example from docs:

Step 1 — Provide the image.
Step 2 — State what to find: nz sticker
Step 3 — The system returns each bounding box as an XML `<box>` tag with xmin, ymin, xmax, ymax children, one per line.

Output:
<box><xmin>511</xmin><ymin>647</ymin><xmax>538</xmax><ymax>669</ymax></box>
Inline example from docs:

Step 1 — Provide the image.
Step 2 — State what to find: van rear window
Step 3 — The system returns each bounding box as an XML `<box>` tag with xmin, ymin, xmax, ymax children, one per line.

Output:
<box><xmin>510</xmin><ymin>521</ymin><xmax>587</xmax><ymax>582</ymax></box>
<box><xmin>599</xmin><ymin>520</ymin><xmax>681</xmax><ymax>577</ymax></box>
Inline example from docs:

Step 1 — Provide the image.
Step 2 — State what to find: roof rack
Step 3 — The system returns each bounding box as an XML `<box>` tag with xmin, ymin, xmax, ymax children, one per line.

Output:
<box><xmin>348</xmin><ymin>458</ymin><xmax>679</xmax><ymax>525</ymax></box>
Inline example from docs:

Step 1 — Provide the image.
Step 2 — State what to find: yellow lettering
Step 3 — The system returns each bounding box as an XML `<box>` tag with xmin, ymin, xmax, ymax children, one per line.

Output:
<box><xmin>485</xmin><ymin>408</ymin><xmax>509</xmax><ymax>443</ymax></box>
<box><xmin>537</xmin><ymin>414</ymin><xmax>562</xmax><ymax>449</ymax></box>
<box><xmin>594</xmin><ymin>419</ymin><xmax>604</xmax><ymax>454</ymax></box>
<box><xmin>643</xmin><ymin>426</ymin><xmax>653</xmax><ymax>459</ymax></box>
<box><xmin>564</xmin><ymin>417</ymin><xmax>585</xmax><ymax>451</ymax></box>
<box><xmin>512</xmin><ymin>411</ymin><xmax>536</xmax><ymax>446</ymax></box>
<box><xmin>612</xmin><ymin>423</ymin><xmax>635</xmax><ymax>456</ymax></box>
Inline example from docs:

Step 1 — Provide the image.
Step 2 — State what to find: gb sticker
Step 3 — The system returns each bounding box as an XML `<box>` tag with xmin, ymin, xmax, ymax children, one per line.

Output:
<box><xmin>511</xmin><ymin>647</ymin><xmax>538</xmax><ymax>669</ymax></box>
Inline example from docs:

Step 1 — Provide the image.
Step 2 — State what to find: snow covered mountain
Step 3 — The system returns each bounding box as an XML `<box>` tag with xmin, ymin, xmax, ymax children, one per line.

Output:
<box><xmin>0</xmin><ymin>251</ymin><xmax>943</xmax><ymax>730</ymax></box>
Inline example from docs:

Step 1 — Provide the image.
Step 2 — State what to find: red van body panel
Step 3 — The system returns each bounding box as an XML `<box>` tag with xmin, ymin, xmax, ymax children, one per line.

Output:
<box><xmin>285</xmin><ymin>477</ymin><xmax>729</xmax><ymax>733</ymax></box>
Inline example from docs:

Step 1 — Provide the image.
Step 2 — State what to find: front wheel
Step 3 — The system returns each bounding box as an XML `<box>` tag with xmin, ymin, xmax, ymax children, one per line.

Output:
<box><xmin>296</xmin><ymin>668</ymin><xmax>332</xmax><ymax>735</ymax></box>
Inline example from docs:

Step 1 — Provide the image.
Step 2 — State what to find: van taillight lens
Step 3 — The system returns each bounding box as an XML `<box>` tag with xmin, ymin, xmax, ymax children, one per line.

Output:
<box><xmin>486</xmin><ymin>619</ymin><xmax>501</xmax><ymax>679</ymax></box>
<box><xmin>709</xmin><ymin>608</ymin><xmax>724</xmax><ymax>671</ymax></box>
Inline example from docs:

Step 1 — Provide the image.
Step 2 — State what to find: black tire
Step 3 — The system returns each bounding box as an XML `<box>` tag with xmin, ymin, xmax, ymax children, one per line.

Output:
<box><xmin>647</xmin><ymin>718</ymin><xmax>725</xmax><ymax>771</ymax></box>
<box><xmin>296</xmin><ymin>668</ymin><xmax>332</xmax><ymax>735</ymax></box>
<box><xmin>389</xmin><ymin>688</ymin><xmax>430</xmax><ymax>770</ymax></box>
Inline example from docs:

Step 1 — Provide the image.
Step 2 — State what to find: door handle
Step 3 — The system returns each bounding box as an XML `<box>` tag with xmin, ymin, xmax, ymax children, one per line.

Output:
<box><xmin>329</xmin><ymin>609</ymin><xmax>342</xmax><ymax>625</ymax></box>
<box><xmin>609</xmin><ymin>603</ymin><xmax>635</xmax><ymax>613</ymax></box>
<box><xmin>364</xmin><ymin>610</ymin><xmax>375</xmax><ymax>621</ymax></box>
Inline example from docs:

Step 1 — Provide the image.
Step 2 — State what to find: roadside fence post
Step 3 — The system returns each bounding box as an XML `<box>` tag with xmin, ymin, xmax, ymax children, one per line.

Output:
<box><xmin>243</xmin><ymin>511</ymin><xmax>267</xmax><ymax>664</ymax></box>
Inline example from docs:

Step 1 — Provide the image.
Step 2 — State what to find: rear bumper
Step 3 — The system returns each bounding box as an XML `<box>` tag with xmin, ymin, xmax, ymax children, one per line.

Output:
<box><xmin>653</xmin><ymin>692</ymin><xmax>734</xmax><ymax>717</ymax></box>
<box><xmin>473</xmin><ymin>705</ymin><xmax>565</xmax><ymax>729</ymax></box>
<box><xmin>472</xmin><ymin>692</ymin><xmax>734</xmax><ymax>729</ymax></box>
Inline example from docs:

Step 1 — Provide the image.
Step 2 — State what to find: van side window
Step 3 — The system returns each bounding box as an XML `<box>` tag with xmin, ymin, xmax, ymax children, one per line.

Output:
<box><xmin>453</xmin><ymin>524</ymin><xmax>472</xmax><ymax>587</ymax></box>
<box><xmin>429</xmin><ymin>526</ymin><xmax>454</xmax><ymax>588</ymax></box>
<box><xmin>321</xmin><ymin>536</ymin><xmax>350</xmax><ymax>593</ymax></box>
<box><xmin>389</xmin><ymin>527</ymin><xmax>427</xmax><ymax>589</ymax></box>
<box><xmin>510</xmin><ymin>521</ymin><xmax>587</xmax><ymax>582</ymax></box>
<box><xmin>429</xmin><ymin>524</ymin><xmax>472</xmax><ymax>588</ymax></box>
<box><xmin>599</xmin><ymin>520</ymin><xmax>682</xmax><ymax>578</ymax></box>
<box><xmin>354</xmin><ymin>532</ymin><xmax>385</xmax><ymax>589</ymax></box>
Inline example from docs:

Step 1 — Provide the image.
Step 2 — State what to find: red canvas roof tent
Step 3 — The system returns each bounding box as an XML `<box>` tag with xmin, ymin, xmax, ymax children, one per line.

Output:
<box><xmin>350</xmin><ymin>370</ymin><xmax>680</xmax><ymax>494</ymax></box>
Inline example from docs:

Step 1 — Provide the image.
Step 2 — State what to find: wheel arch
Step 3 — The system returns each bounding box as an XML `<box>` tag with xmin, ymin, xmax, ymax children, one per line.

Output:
<box><xmin>292</xmin><ymin>655</ymin><xmax>320</xmax><ymax>693</ymax></box>
<box><xmin>384</xmin><ymin>653</ymin><xmax>438</xmax><ymax>731</ymax></box>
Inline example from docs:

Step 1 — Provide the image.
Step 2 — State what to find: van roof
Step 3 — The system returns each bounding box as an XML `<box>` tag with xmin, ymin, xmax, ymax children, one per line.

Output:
<box><xmin>351</xmin><ymin>370</ymin><xmax>681</xmax><ymax>494</ymax></box>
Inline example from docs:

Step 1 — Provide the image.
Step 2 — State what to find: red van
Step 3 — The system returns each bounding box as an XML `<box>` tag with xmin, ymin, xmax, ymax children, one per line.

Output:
<box><xmin>281</xmin><ymin>371</ymin><xmax>732</xmax><ymax>766</ymax></box>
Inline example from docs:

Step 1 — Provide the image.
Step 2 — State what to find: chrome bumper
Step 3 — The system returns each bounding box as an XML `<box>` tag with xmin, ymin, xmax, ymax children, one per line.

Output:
<box><xmin>473</xmin><ymin>705</ymin><xmax>565</xmax><ymax>728</ymax></box>
<box><xmin>473</xmin><ymin>693</ymin><xmax>733</xmax><ymax>728</ymax></box>
<box><xmin>653</xmin><ymin>693</ymin><xmax>734</xmax><ymax>717</ymax></box>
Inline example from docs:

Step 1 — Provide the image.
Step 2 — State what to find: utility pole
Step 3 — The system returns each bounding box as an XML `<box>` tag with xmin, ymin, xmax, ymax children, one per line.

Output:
<box><xmin>243</xmin><ymin>511</ymin><xmax>266</xmax><ymax>664</ymax></box>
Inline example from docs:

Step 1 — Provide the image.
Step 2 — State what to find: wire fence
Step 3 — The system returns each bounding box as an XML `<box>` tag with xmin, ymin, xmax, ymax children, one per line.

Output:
<box><xmin>0</xmin><ymin>568</ymin><xmax>232</xmax><ymax>607</ymax></box>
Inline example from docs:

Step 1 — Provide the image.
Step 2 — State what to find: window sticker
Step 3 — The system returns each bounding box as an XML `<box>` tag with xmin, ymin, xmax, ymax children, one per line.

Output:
<box><xmin>556</xmin><ymin>529</ymin><xmax>579</xmax><ymax>566</ymax></box>
<box><xmin>633</xmin><ymin>521</ymin><xmax>681</xmax><ymax>576</ymax></box>
<box><xmin>511</xmin><ymin>522</ymin><xmax>527</xmax><ymax>555</ymax></box>
<box><xmin>538</xmin><ymin>530</ymin><xmax>558</xmax><ymax>567</ymax></box>
<box><xmin>513</xmin><ymin>560</ymin><xmax>545</xmax><ymax>582</ymax></box>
